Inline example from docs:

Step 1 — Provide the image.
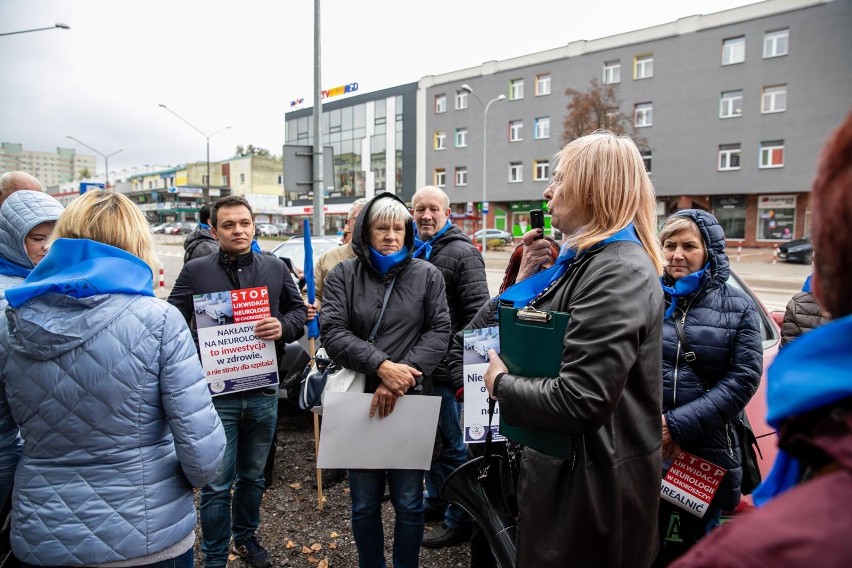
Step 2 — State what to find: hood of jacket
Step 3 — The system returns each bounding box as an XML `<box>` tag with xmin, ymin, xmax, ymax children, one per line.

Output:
<box><xmin>185</xmin><ymin>225</ymin><xmax>216</xmax><ymax>248</ymax></box>
<box><xmin>668</xmin><ymin>208</ymin><xmax>730</xmax><ymax>290</ymax></box>
<box><xmin>0</xmin><ymin>190</ymin><xmax>64</xmax><ymax>270</ymax></box>
<box><xmin>429</xmin><ymin>224</ymin><xmax>474</xmax><ymax>254</ymax></box>
<box><xmin>350</xmin><ymin>192</ymin><xmax>415</xmax><ymax>279</ymax></box>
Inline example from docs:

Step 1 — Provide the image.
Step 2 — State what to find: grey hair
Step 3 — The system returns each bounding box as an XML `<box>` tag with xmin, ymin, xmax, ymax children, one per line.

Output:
<box><xmin>348</xmin><ymin>198</ymin><xmax>368</xmax><ymax>219</ymax></box>
<box><xmin>367</xmin><ymin>196</ymin><xmax>412</xmax><ymax>227</ymax></box>
<box><xmin>412</xmin><ymin>185</ymin><xmax>450</xmax><ymax>210</ymax></box>
<box><xmin>659</xmin><ymin>215</ymin><xmax>699</xmax><ymax>244</ymax></box>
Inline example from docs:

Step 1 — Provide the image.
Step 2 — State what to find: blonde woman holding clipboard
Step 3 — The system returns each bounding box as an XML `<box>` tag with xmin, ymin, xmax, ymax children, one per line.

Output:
<box><xmin>483</xmin><ymin>131</ymin><xmax>665</xmax><ymax>568</ymax></box>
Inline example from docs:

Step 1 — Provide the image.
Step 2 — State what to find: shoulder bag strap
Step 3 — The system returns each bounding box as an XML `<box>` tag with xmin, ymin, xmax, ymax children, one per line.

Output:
<box><xmin>672</xmin><ymin>315</ymin><xmax>696</xmax><ymax>364</ymax></box>
<box><xmin>367</xmin><ymin>276</ymin><xmax>396</xmax><ymax>344</ymax></box>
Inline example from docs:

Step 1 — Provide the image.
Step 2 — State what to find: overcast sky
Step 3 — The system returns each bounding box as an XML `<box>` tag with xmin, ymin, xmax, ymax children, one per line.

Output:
<box><xmin>1</xmin><ymin>0</ymin><xmax>757</xmax><ymax>175</ymax></box>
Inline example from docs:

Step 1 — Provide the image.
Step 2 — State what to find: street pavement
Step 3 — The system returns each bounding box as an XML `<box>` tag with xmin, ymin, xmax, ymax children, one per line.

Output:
<box><xmin>153</xmin><ymin>234</ymin><xmax>811</xmax><ymax>313</ymax></box>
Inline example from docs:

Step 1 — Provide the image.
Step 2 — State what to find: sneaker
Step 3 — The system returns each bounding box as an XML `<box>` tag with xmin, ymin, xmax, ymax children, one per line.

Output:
<box><xmin>233</xmin><ymin>536</ymin><xmax>271</xmax><ymax>568</ymax></box>
<box><xmin>421</xmin><ymin>522</ymin><xmax>472</xmax><ymax>549</ymax></box>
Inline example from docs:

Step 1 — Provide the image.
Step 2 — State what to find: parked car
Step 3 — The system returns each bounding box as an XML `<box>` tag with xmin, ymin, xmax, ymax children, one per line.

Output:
<box><xmin>151</xmin><ymin>223</ymin><xmax>171</xmax><ymax>234</ymax></box>
<box><xmin>777</xmin><ymin>238</ymin><xmax>814</xmax><ymax>264</ymax></box>
<box><xmin>155</xmin><ymin>223</ymin><xmax>176</xmax><ymax>234</ymax></box>
<box><xmin>180</xmin><ymin>222</ymin><xmax>198</xmax><ymax>235</ymax></box>
<box><xmin>472</xmin><ymin>228</ymin><xmax>514</xmax><ymax>246</ymax></box>
<box><xmin>274</xmin><ymin>223</ymin><xmax>290</xmax><ymax>235</ymax></box>
<box><xmin>270</xmin><ymin>236</ymin><xmax>340</xmax><ymax>279</ymax></box>
<box><xmin>166</xmin><ymin>222</ymin><xmax>184</xmax><ymax>235</ymax></box>
<box><xmin>257</xmin><ymin>223</ymin><xmax>281</xmax><ymax>237</ymax></box>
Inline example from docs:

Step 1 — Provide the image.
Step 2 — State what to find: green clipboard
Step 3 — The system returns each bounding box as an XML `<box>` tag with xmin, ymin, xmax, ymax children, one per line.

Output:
<box><xmin>498</xmin><ymin>305</ymin><xmax>574</xmax><ymax>459</ymax></box>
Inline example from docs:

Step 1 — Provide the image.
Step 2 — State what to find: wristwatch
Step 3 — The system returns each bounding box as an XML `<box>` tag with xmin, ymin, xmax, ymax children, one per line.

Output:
<box><xmin>492</xmin><ymin>372</ymin><xmax>506</xmax><ymax>400</ymax></box>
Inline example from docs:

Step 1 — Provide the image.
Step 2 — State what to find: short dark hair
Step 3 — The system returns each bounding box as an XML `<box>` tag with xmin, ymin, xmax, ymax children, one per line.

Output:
<box><xmin>199</xmin><ymin>202</ymin><xmax>213</xmax><ymax>224</ymax></box>
<box><xmin>211</xmin><ymin>196</ymin><xmax>254</xmax><ymax>228</ymax></box>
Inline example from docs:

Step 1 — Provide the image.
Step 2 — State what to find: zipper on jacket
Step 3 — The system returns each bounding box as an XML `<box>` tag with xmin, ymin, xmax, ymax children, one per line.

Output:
<box><xmin>725</xmin><ymin>423</ymin><xmax>734</xmax><ymax>458</ymax></box>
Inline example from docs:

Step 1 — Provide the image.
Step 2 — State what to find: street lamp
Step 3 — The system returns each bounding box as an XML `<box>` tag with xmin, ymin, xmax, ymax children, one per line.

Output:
<box><xmin>0</xmin><ymin>23</ymin><xmax>70</xmax><ymax>37</ymax></box>
<box><xmin>66</xmin><ymin>136</ymin><xmax>123</xmax><ymax>189</ymax></box>
<box><xmin>158</xmin><ymin>104</ymin><xmax>231</xmax><ymax>202</ymax></box>
<box><xmin>461</xmin><ymin>84</ymin><xmax>505</xmax><ymax>258</ymax></box>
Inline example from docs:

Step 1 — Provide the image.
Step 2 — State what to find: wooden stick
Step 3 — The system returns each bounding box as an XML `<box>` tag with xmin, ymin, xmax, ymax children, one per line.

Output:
<box><xmin>309</xmin><ymin>336</ymin><xmax>324</xmax><ymax>511</ymax></box>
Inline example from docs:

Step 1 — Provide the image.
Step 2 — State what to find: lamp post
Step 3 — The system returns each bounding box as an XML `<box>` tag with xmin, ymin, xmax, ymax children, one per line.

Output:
<box><xmin>461</xmin><ymin>84</ymin><xmax>505</xmax><ymax>258</ymax></box>
<box><xmin>158</xmin><ymin>104</ymin><xmax>230</xmax><ymax>202</ymax></box>
<box><xmin>0</xmin><ymin>23</ymin><xmax>70</xmax><ymax>37</ymax></box>
<box><xmin>65</xmin><ymin>136</ymin><xmax>123</xmax><ymax>189</ymax></box>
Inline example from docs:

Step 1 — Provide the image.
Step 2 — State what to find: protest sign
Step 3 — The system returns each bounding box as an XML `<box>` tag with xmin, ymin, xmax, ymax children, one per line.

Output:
<box><xmin>462</xmin><ymin>326</ymin><xmax>504</xmax><ymax>444</ymax></box>
<box><xmin>661</xmin><ymin>451</ymin><xmax>727</xmax><ymax>518</ymax></box>
<box><xmin>193</xmin><ymin>286</ymin><xmax>279</xmax><ymax>396</ymax></box>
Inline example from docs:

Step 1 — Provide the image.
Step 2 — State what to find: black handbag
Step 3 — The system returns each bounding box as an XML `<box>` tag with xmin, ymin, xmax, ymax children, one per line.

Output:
<box><xmin>673</xmin><ymin>316</ymin><xmax>763</xmax><ymax>495</ymax></box>
<box><xmin>0</xmin><ymin>488</ymin><xmax>17</xmax><ymax>568</ymax></box>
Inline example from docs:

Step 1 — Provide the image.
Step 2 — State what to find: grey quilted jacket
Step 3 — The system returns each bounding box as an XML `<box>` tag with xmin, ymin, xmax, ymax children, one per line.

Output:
<box><xmin>0</xmin><ymin>293</ymin><xmax>226</xmax><ymax>565</ymax></box>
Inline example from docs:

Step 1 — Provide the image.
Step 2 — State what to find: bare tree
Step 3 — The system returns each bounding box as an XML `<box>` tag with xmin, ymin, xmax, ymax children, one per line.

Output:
<box><xmin>562</xmin><ymin>78</ymin><xmax>646</xmax><ymax>148</ymax></box>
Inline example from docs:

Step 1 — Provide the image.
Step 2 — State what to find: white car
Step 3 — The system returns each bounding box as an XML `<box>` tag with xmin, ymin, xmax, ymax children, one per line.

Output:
<box><xmin>257</xmin><ymin>224</ymin><xmax>281</xmax><ymax>237</ymax></box>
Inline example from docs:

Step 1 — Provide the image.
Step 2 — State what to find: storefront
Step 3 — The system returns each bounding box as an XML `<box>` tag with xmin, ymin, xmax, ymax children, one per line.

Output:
<box><xmin>756</xmin><ymin>194</ymin><xmax>797</xmax><ymax>241</ymax></box>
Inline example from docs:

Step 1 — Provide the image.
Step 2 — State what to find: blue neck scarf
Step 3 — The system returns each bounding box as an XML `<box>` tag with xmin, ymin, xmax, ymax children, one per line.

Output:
<box><xmin>660</xmin><ymin>263</ymin><xmax>710</xmax><ymax>319</ymax></box>
<box><xmin>0</xmin><ymin>257</ymin><xmax>31</xmax><ymax>279</ymax></box>
<box><xmin>752</xmin><ymin>313</ymin><xmax>852</xmax><ymax>506</ymax></box>
<box><xmin>251</xmin><ymin>239</ymin><xmax>262</xmax><ymax>254</ymax></box>
<box><xmin>413</xmin><ymin>220</ymin><xmax>452</xmax><ymax>260</ymax></box>
<box><xmin>499</xmin><ymin>223</ymin><xmax>643</xmax><ymax>308</ymax></box>
<box><xmin>198</xmin><ymin>222</ymin><xmax>211</xmax><ymax>230</ymax></box>
<box><xmin>369</xmin><ymin>247</ymin><xmax>410</xmax><ymax>276</ymax></box>
<box><xmin>4</xmin><ymin>238</ymin><xmax>155</xmax><ymax>308</ymax></box>
<box><xmin>802</xmin><ymin>273</ymin><xmax>814</xmax><ymax>293</ymax></box>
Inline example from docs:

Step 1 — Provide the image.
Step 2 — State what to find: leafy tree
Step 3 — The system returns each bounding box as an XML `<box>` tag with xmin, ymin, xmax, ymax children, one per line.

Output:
<box><xmin>562</xmin><ymin>78</ymin><xmax>646</xmax><ymax>147</ymax></box>
<box><xmin>77</xmin><ymin>167</ymin><xmax>91</xmax><ymax>180</ymax></box>
<box><xmin>234</xmin><ymin>145</ymin><xmax>273</xmax><ymax>158</ymax></box>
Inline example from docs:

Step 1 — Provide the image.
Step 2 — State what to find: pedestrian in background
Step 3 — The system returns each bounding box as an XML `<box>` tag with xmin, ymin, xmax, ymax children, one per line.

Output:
<box><xmin>655</xmin><ymin>210</ymin><xmax>762</xmax><ymax>565</ymax></box>
<box><xmin>780</xmin><ymin>273</ymin><xmax>829</xmax><ymax>348</ymax></box>
<box><xmin>412</xmin><ymin>185</ymin><xmax>489</xmax><ymax>550</ymax></box>
<box><xmin>0</xmin><ymin>171</ymin><xmax>43</xmax><ymax>206</ymax></box>
<box><xmin>184</xmin><ymin>202</ymin><xmax>220</xmax><ymax>262</ymax></box>
<box><xmin>671</xmin><ymin>111</ymin><xmax>852</xmax><ymax>568</ymax></box>
<box><xmin>483</xmin><ymin>130</ymin><xmax>665</xmax><ymax>567</ymax></box>
<box><xmin>0</xmin><ymin>190</ymin><xmax>226</xmax><ymax>567</ymax></box>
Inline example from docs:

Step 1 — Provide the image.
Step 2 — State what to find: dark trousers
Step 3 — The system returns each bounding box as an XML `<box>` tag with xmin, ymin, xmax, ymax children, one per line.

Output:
<box><xmin>653</xmin><ymin>500</ymin><xmax>722</xmax><ymax>566</ymax></box>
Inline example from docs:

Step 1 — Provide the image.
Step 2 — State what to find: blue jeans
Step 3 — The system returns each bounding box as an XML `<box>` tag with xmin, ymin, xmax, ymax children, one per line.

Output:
<box><xmin>349</xmin><ymin>469</ymin><xmax>425</xmax><ymax>568</ymax></box>
<box><xmin>200</xmin><ymin>388</ymin><xmax>278</xmax><ymax>568</ymax></box>
<box><xmin>424</xmin><ymin>383</ymin><xmax>471</xmax><ymax>530</ymax></box>
<box><xmin>22</xmin><ymin>548</ymin><xmax>193</xmax><ymax>568</ymax></box>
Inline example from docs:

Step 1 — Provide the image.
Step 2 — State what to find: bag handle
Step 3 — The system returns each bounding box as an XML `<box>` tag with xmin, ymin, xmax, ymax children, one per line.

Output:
<box><xmin>367</xmin><ymin>276</ymin><xmax>396</xmax><ymax>344</ymax></box>
<box><xmin>672</xmin><ymin>315</ymin><xmax>697</xmax><ymax>364</ymax></box>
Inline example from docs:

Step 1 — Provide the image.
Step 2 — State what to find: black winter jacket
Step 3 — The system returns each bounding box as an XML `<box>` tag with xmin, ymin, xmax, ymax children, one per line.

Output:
<box><xmin>419</xmin><ymin>225</ymin><xmax>489</xmax><ymax>388</ymax></box>
<box><xmin>662</xmin><ymin>209</ymin><xmax>762</xmax><ymax>511</ymax></box>
<box><xmin>183</xmin><ymin>226</ymin><xmax>219</xmax><ymax>262</ymax></box>
<box><xmin>168</xmin><ymin>250</ymin><xmax>307</xmax><ymax>361</ymax></box>
<box><xmin>320</xmin><ymin>193</ymin><xmax>452</xmax><ymax>395</ymax></box>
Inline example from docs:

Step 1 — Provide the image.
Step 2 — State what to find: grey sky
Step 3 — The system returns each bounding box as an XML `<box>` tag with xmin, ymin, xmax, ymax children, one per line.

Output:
<box><xmin>1</xmin><ymin>0</ymin><xmax>755</xmax><ymax>175</ymax></box>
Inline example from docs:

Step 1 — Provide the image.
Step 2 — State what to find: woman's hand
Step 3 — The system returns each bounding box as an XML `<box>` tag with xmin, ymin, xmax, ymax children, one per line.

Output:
<box><xmin>516</xmin><ymin>229</ymin><xmax>555</xmax><ymax>282</ymax></box>
<box><xmin>661</xmin><ymin>415</ymin><xmax>680</xmax><ymax>461</ymax></box>
<box><xmin>370</xmin><ymin>384</ymin><xmax>399</xmax><ymax>419</ymax></box>
<box><xmin>484</xmin><ymin>351</ymin><xmax>509</xmax><ymax>400</ymax></box>
<box><xmin>376</xmin><ymin>360</ymin><xmax>419</xmax><ymax>397</ymax></box>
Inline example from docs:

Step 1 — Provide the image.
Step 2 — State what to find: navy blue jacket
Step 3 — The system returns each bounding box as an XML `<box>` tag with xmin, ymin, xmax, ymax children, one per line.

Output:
<box><xmin>662</xmin><ymin>209</ymin><xmax>763</xmax><ymax>510</ymax></box>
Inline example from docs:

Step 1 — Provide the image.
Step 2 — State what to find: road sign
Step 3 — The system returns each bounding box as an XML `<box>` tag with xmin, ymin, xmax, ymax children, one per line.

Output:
<box><xmin>482</xmin><ymin>201</ymin><xmax>489</xmax><ymax>214</ymax></box>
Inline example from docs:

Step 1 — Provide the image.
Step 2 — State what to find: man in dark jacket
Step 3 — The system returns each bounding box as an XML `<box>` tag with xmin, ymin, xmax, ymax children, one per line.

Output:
<box><xmin>412</xmin><ymin>186</ymin><xmax>490</xmax><ymax>548</ymax></box>
<box><xmin>184</xmin><ymin>202</ymin><xmax>219</xmax><ymax>262</ymax></box>
<box><xmin>168</xmin><ymin>196</ymin><xmax>307</xmax><ymax>568</ymax></box>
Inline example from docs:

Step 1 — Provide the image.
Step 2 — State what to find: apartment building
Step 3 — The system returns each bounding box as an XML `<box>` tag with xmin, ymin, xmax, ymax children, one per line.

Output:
<box><xmin>1</xmin><ymin>142</ymin><xmax>96</xmax><ymax>187</ymax></box>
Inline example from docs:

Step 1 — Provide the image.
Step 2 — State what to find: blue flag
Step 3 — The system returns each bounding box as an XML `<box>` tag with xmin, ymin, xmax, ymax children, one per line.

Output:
<box><xmin>303</xmin><ymin>220</ymin><xmax>320</xmax><ymax>339</ymax></box>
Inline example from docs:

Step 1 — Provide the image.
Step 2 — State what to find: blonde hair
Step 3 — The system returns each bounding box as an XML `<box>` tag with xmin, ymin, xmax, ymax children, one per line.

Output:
<box><xmin>659</xmin><ymin>216</ymin><xmax>699</xmax><ymax>244</ymax></box>
<box><xmin>52</xmin><ymin>190</ymin><xmax>159</xmax><ymax>278</ymax></box>
<box><xmin>552</xmin><ymin>130</ymin><xmax>664</xmax><ymax>275</ymax></box>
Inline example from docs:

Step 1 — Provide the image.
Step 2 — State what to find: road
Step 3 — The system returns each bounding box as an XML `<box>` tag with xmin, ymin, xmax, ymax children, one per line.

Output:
<box><xmin>153</xmin><ymin>234</ymin><xmax>811</xmax><ymax>314</ymax></box>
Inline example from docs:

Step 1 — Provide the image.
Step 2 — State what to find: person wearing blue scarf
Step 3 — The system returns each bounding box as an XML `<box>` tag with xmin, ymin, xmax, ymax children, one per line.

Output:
<box><xmin>670</xmin><ymin>112</ymin><xmax>852</xmax><ymax>568</ymax></box>
<box><xmin>184</xmin><ymin>202</ymin><xmax>220</xmax><ymax>262</ymax></box>
<box><xmin>780</xmin><ymin>272</ymin><xmax>829</xmax><ymax>348</ymax></box>
<box><xmin>412</xmin><ymin>218</ymin><xmax>452</xmax><ymax>260</ymax></box>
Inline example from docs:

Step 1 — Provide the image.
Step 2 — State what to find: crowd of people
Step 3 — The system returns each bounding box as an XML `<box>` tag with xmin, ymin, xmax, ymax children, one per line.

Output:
<box><xmin>0</xmin><ymin>113</ymin><xmax>848</xmax><ymax>568</ymax></box>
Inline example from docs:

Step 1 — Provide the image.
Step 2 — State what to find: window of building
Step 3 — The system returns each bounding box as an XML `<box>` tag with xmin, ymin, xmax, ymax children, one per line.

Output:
<box><xmin>434</xmin><ymin>94</ymin><xmax>447</xmax><ymax>114</ymax></box>
<box><xmin>240</xmin><ymin>173</ymin><xmax>245</xmax><ymax>183</ymax></box>
<box><xmin>718</xmin><ymin>144</ymin><xmax>742</xmax><ymax>171</ymax></box>
<box><xmin>720</xmin><ymin>90</ymin><xmax>744</xmax><ymax>118</ymax></box>
<box><xmin>534</xmin><ymin>116</ymin><xmax>550</xmax><ymax>139</ymax></box>
<box><xmin>757</xmin><ymin>194</ymin><xmax>796</xmax><ymax>240</ymax></box>
<box><xmin>455</xmin><ymin>128</ymin><xmax>468</xmax><ymax>148</ymax></box>
<box><xmin>759</xmin><ymin>140</ymin><xmax>785</xmax><ymax>168</ymax></box>
<box><xmin>711</xmin><ymin>195</ymin><xmax>747</xmax><ymax>239</ymax></box>
<box><xmin>202</xmin><ymin>174</ymin><xmax>209</xmax><ymax>186</ymax></box>
<box><xmin>434</xmin><ymin>168</ymin><xmax>446</xmax><ymax>187</ymax></box>
<box><xmin>641</xmin><ymin>150</ymin><xmax>652</xmax><ymax>172</ymax></box>
<box><xmin>634</xmin><ymin>54</ymin><xmax>654</xmax><ymax>79</ymax></box>
<box><xmin>533</xmin><ymin>160</ymin><xmax>549</xmax><ymax>181</ymax></box>
<box><xmin>510</xmin><ymin>79</ymin><xmax>524</xmax><ymax>100</ymax></box>
<box><xmin>634</xmin><ymin>103</ymin><xmax>653</xmax><ymax>127</ymax></box>
<box><xmin>455</xmin><ymin>167</ymin><xmax>468</xmax><ymax>187</ymax></box>
<box><xmin>763</xmin><ymin>29</ymin><xmax>789</xmax><ymax>58</ymax></box>
<box><xmin>509</xmin><ymin>162</ymin><xmax>523</xmax><ymax>183</ymax></box>
<box><xmin>509</xmin><ymin>120</ymin><xmax>524</xmax><ymax>142</ymax></box>
<box><xmin>535</xmin><ymin>73</ymin><xmax>551</xmax><ymax>96</ymax></box>
<box><xmin>222</xmin><ymin>175</ymin><xmax>228</xmax><ymax>185</ymax></box>
<box><xmin>455</xmin><ymin>90</ymin><xmax>469</xmax><ymax>110</ymax></box>
<box><xmin>722</xmin><ymin>36</ymin><xmax>746</xmax><ymax>65</ymax></box>
<box><xmin>603</xmin><ymin>60</ymin><xmax>621</xmax><ymax>84</ymax></box>
<box><xmin>761</xmin><ymin>85</ymin><xmax>787</xmax><ymax>113</ymax></box>
<box><xmin>434</xmin><ymin>131</ymin><xmax>446</xmax><ymax>150</ymax></box>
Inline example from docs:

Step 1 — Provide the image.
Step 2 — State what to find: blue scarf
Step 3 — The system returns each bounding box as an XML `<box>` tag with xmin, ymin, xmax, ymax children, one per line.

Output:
<box><xmin>4</xmin><ymin>238</ymin><xmax>155</xmax><ymax>308</ymax></box>
<box><xmin>369</xmin><ymin>247</ymin><xmax>410</xmax><ymax>276</ymax></box>
<box><xmin>0</xmin><ymin>257</ymin><xmax>31</xmax><ymax>279</ymax></box>
<box><xmin>198</xmin><ymin>222</ymin><xmax>211</xmax><ymax>230</ymax></box>
<box><xmin>413</xmin><ymin>220</ymin><xmax>452</xmax><ymax>260</ymax></box>
<box><xmin>499</xmin><ymin>223</ymin><xmax>643</xmax><ymax>308</ymax></box>
<box><xmin>660</xmin><ymin>263</ymin><xmax>710</xmax><ymax>319</ymax></box>
<box><xmin>752</xmin><ymin>313</ymin><xmax>852</xmax><ymax>506</ymax></box>
<box><xmin>802</xmin><ymin>273</ymin><xmax>814</xmax><ymax>293</ymax></box>
<box><xmin>251</xmin><ymin>239</ymin><xmax>262</xmax><ymax>254</ymax></box>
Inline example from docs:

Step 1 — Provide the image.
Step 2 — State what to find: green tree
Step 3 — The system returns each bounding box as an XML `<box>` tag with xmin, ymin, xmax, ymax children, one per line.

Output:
<box><xmin>77</xmin><ymin>167</ymin><xmax>91</xmax><ymax>180</ymax></box>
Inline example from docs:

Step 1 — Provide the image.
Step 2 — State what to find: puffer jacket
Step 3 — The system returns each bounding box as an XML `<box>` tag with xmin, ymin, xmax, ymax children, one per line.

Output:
<box><xmin>662</xmin><ymin>209</ymin><xmax>763</xmax><ymax>511</ymax></box>
<box><xmin>320</xmin><ymin>192</ymin><xmax>451</xmax><ymax>395</ymax></box>
<box><xmin>183</xmin><ymin>225</ymin><xmax>219</xmax><ymax>262</ymax></box>
<box><xmin>781</xmin><ymin>290</ymin><xmax>829</xmax><ymax>347</ymax></box>
<box><xmin>0</xmin><ymin>292</ymin><xmax>226</xmax><ymax>565</ymax></box>
<box><xmin>0</xmin><ymin>190</ymin><xmax>64</xmax><ymax>296</ymax></box>
<box><xmin>421</xmin><ymin>225</ymin><xmax>489</xmax><ymax>387</ymax></box>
